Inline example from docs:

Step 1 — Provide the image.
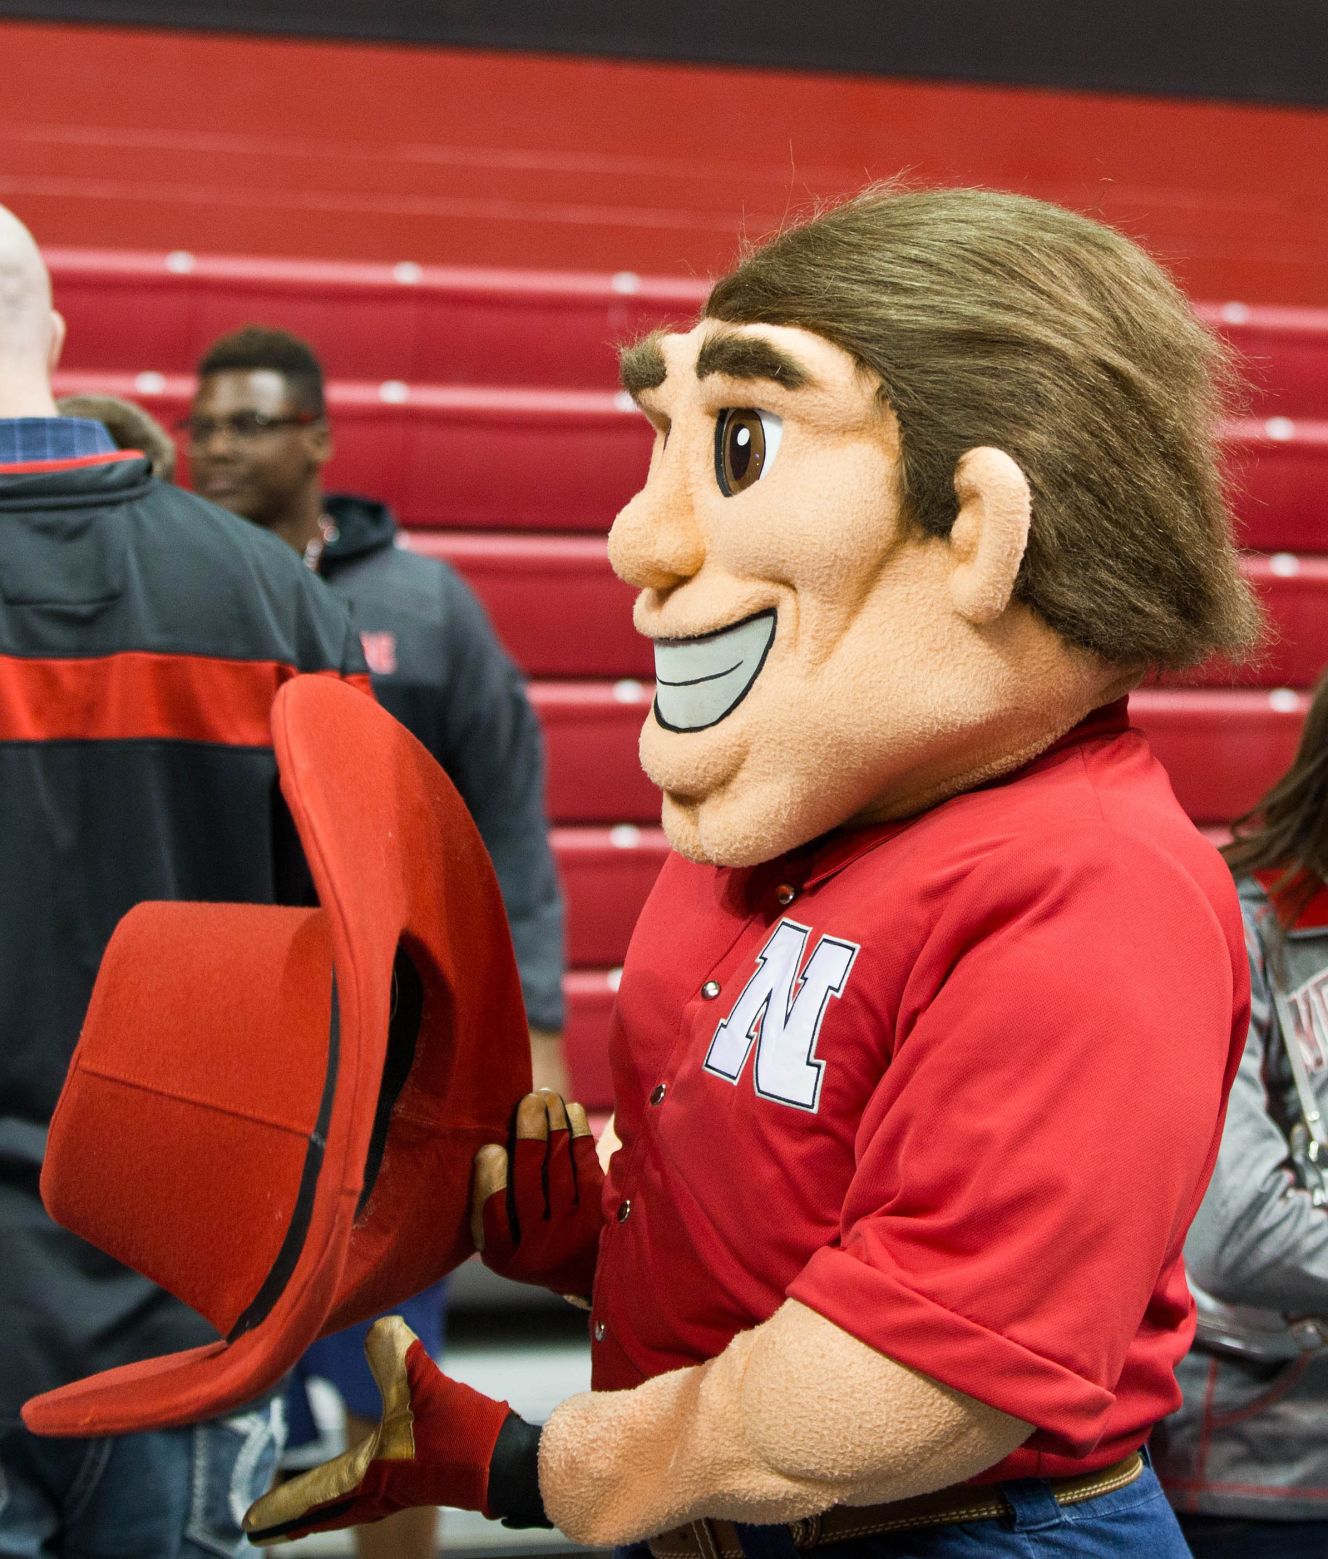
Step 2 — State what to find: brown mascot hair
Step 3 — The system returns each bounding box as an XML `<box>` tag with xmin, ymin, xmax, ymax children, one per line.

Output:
<box><xmin>704</xmin><ymin>184</ymin><xmax>1261</xmax><ymax>672</ymax></box>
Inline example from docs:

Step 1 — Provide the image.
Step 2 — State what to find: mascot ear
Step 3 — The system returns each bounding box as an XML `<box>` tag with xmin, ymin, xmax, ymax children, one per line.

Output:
<box><xmin>947</xmin><ymin>447</ymin><xmax>1032</xmax><ymax>625</ymax></box>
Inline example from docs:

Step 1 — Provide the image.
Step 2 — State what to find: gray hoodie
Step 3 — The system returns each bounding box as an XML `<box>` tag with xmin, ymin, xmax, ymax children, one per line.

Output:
<box><xmin>1153</xmin><ymin>873</ymin><xmax>1328</xmax><ymax>1520</ymax></box>
<box><xmin>321</xmin><ymin>493</ymin><xmax>564</xmax><ymax>1031</ymax></box>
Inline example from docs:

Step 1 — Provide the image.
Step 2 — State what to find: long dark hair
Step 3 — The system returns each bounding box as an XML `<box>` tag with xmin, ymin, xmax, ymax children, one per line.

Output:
<box><xmin>1223</xmin><ymin>671</ymin><xmax>1328</xmax><ymax>926</ymax></box>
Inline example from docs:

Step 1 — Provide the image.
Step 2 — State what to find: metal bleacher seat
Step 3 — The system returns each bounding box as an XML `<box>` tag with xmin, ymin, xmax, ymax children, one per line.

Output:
<box><xmin>47</xmin><ymin>248</ymin><xmax>1328</xmax><ymax>1110</ymax></box>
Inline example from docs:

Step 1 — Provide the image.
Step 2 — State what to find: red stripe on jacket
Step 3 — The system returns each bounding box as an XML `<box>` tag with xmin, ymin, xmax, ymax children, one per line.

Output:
<box><xmin>0</xmin><ymin>451</ymin><xmax>146</xmax><ymax>476</ymax></box>
<box><xmin>0</xmin><ymin>652</ymin><xmax>371</xmax><ymax>746</ymax></box>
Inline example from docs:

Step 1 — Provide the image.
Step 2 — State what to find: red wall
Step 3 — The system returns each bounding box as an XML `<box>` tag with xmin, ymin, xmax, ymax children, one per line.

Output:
<box><xmin>3</xmin><ymin>19</ymin><xmax>1326</xmax><ymax>302</ymax></box>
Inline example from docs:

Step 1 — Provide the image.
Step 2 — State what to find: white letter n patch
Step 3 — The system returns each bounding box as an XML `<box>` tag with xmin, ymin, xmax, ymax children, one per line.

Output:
<box><xmin>704</xmin><ymin>919</ymin><xmax>859</xmax><ymax>1112</ymax></box>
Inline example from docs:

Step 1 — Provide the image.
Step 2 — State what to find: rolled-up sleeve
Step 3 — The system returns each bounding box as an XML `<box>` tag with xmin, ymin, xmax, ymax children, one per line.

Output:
<box><xmin>788</xmin><ymin>835</ymin><xmax>1243</xmax><ymax>1454</ymax></box>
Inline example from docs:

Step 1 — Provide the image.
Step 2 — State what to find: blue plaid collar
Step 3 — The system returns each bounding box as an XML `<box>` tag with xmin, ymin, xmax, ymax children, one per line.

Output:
<box><xmin>0</xmin><ymin>417</ymin><xmax>118</xmax><ymax>464</ymax></box>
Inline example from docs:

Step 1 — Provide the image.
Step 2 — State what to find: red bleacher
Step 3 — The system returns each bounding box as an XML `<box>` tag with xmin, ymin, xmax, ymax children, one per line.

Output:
<box><xmin>46</xmin><ymin>249</ymin><xmax>707</xmax><ymax>390</ymax></box>
<box><xmin>415</xmin><ymin>534</ymin><xmax>648</xmax><ymax>679</ymax></box>
<box><xmin>1196</xmin><ymin>303</ymin><xmax>1328</xmax><ymax>418</ymax></box>
<box><xmin>534</xmin><ymin>683</ymin><xmax>1311</xmax><ymax>831</ymax></box>
<box><xmin>555</xmin><ymin>827</ymin><xmax>668</xmax><ymax>966</ymax></box>
<box><xmin>48</xmin><ymin>252</ymin><xmax>1328</xmax><ymax>414</ymax></box>
<box><xmin>430</xmin><ymin>537</ymin><xmax>1328</xmax><ymax>691</ymax></box>
<box><xmin>1225</xmin><ymin>419</ymin><xmax>1328</xmax><ymax>552</ymax></box>
<box><xmin>49</xmin><ymin>372</ymin><xmax>655</xmax><ymax>531</ymax></box>
<box><xmin>47</xmin><ymin>250</ymin><xmax>1328</xmax><ymax>1109</ymax></box>
<box><xmin>531</xmin><ymin>683</ymin><xmax>657</xmax><ymax>826</ymax></box>
<box><xmin>1132</xmin><ymin>690</ymin><xmax>1309</xmax><ymax>823</ymax></box>
<box><xmin>1180</xmin><ymin>555</ymin><xmax>1328</xmax><ymax>690</ymax></box>
<box><xmin>45</xmin><ymin>373</ymin><xmax>1328</xmax><ymax>546</ymax></box>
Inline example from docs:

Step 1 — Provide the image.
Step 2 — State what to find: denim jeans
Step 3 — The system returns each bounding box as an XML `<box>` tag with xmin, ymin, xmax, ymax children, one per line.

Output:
<box><xmin>615</xmin><ymin>1457</ymin><xmax>1190</xmax><ymax>1558</ymax></box>
<box><xmin>0</xmin><ymin>1398</ymin><xmax>284</xmax><ymax>1558</ymax></box>
<box><xmin>1178</xmin><ymin>1512</ymin><xmax>1328</xmax><ymax>1558</ymax></box>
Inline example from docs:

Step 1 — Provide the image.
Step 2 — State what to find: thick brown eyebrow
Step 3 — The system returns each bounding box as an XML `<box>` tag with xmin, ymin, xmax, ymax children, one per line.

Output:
<box><xmin>695</xmin><ymin>331</ymin><xmax>809</xmax><ymax>390</ymax></box>
<box><xmin>618</xmin><ymin>331</ymin><xmax>669</xmax><ymax>398</ymax></box>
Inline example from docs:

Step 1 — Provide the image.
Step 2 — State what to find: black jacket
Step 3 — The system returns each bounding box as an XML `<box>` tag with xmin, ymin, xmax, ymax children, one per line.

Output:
<box><xmin>321</xmin><ymin>495</ymin><xmax>564</xmax><ymax>1030</ymax></box>
<box><xmin>0</xmin><ymin>453</ymin><xmax>365</xmax><ymax>1413</ymax></box>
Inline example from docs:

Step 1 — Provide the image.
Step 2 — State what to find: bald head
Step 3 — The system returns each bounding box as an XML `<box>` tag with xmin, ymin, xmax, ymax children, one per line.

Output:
<box><xmin>0</xmin><ymin>205</ymin><xmax>64</xmax><ymax>415</ymax></box>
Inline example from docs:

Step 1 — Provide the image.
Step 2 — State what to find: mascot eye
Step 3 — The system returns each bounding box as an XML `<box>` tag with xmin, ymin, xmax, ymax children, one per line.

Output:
<box><xmin>715</xmin><ymin>409</ymin><xmax>783</xmax><ymax>496</ymax></box>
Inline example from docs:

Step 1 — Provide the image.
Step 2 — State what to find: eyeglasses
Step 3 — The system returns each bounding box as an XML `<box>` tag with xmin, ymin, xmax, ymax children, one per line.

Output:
<box><xmin>177</xmin><ymin>411</ymin><xmax>318</xmax><ymax>445</ymax></box>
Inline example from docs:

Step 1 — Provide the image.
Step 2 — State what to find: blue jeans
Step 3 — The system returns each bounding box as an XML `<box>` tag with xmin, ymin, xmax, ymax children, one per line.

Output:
<box><xmin>616</xmin><ymin>1458</ymin><xmax>1189</xmax><ymax>1558</ymax></box>
<box><xmin>1178</xmin><ymin>1512</ymin><xmax>1328</xmax><ymax>1558</ymax></box>
<box><xmin>0</xmin><ymin>1399</ymin><xmax>284</xmax><ymax>1558</ymax></box>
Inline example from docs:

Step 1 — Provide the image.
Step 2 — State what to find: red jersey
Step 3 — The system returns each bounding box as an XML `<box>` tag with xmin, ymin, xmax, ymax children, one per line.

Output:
<box><xmin>591</xmin><ymin>700</ymin><xmax>1249</xmax><ymax>1480</ymax></box>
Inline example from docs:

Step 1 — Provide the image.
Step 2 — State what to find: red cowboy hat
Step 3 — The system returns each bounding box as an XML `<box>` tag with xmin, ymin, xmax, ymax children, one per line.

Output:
<box><xmin>22</xmin><ymin>676</ymin><xmax>531</xmax><ymax>1436</ymax></box>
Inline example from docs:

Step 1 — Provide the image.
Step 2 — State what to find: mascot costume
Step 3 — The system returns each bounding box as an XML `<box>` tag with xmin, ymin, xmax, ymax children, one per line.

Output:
<box><xmin>24</xmin><ymin>187</ymin><xmax>1262</xmax><ymax>1557</ymax></box>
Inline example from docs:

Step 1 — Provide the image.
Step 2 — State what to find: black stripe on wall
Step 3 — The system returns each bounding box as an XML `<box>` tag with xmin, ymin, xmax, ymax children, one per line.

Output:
<box><xmin>0</xmin><ymin>0</ymin><xmax>1325</xmax><ymax>108</ymax></box>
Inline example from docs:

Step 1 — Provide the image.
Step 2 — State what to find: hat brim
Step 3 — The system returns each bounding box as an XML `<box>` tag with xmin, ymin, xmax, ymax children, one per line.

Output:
<box><xmin>23</xmin><ymin>679</ymin><xmax>531</xmax><ymax>1436</ymax></box>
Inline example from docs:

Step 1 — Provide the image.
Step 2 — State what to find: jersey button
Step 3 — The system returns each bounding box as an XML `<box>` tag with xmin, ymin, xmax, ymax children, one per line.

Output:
<box><xmin>775</xmin><ymin>883</ymin><xmax>797</xmax><ymax>906</ymax></box>
<box><xmin>649</xmin><ymin>1083</ymin><xmax>667</xmax><ymax>1106</ymax></box>
<box><xmin>617</xmin><ymin>1199</ymin><xmax>632</xmax><ymax>1223</ymax></box>
<box><xmin>701</xmin><ymin>980</ymin><xmax>721</xmax><ymax>1000</ymax></box>
<box><xmin>594</xmin><ymin>1320</ymin><xmax>606</xmax><ymax>1342</ymax></box>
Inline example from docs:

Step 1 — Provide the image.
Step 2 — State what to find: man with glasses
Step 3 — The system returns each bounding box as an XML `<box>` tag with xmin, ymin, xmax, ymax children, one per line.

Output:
<box><xmin>185</xmin><ymin>331</ymin><xmax>329</xmax><ymax>555</ymax></box>
<box><xmin>186</xmin><ymin>324</ymin><xmax>566</xmax><ymax>1559</ymax></box>
<box><xmin>186</xmin><ymin>325</ymin><xmax>566</xmax><ymax>1083</ymax></box>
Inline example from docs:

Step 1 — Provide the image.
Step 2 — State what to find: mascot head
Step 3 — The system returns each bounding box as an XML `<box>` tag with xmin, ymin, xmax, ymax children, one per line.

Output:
<box><xmin>611</xmin><ymin>186</ymin><xmax>1259</xmax><ymax>867</ymax></box>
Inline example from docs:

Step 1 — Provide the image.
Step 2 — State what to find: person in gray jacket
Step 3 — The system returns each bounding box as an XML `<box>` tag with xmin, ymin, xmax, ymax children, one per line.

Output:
<box><xmin>185</xmin><ymin>325</ymin><xmax>566</xmax><ymax>1063</ymax></box>
<box><xmin>1153</xmin><ymin>673</ymin><xmax>1328</xmax><ymax>1558</ymax></box>
<box><xmin>185</xmin><ymin>324</ymin><xmax>566</xmax><ymax>1559</ymax></box>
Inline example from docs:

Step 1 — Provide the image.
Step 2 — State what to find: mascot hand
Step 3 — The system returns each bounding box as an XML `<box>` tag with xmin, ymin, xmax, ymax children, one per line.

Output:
<box><xmin>243</xmin><ymin>1317</ymin><xmax>546</xmax><ymax>1545</ymax></box>
<box><xmin>471</xmin><ymin>1090</ymin><xmax>604</xmax><ymax>1300</ymax></box>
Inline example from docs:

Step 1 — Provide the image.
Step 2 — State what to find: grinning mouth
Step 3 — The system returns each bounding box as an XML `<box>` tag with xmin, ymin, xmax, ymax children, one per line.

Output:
<box><xmin>653</xmin><ymin>610</ymin><xmax>776</xmax><ymax>732</ymax></box>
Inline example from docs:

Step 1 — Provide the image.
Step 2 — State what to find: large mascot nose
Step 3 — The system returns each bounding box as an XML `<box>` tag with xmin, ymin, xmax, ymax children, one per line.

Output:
<box><xmin>607</xmin><ymin>481</ymin><xmax>706</xmax><ymax>594</ymax></box>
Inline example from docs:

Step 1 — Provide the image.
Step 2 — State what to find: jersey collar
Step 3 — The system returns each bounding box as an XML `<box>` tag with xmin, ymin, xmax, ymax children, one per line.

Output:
<box><xmin>796</xmin><ymin>697</ymin><xmax>1133</xmax><ymax>891</ymax></box>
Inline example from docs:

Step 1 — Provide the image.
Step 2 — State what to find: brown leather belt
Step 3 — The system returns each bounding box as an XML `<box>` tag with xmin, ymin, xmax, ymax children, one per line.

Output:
<box><xmin>647</xmin><ymin>1452</ymin><xmax>1144</xmax><ymax>1558</ymax></box>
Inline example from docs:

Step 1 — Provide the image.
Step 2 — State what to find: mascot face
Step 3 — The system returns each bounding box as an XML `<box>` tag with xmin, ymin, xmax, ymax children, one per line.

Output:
<box><xmin>611</xmin><ymin>321</ymin><xmax>1131</xmax><ymax>867</ymax></box>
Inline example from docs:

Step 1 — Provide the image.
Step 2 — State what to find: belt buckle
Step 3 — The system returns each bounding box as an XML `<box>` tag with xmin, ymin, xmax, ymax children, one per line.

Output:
<box><xmin>789</xmin><ymin>1513</ymin><xmax>822</xmax><ymax>1550</ymax></box>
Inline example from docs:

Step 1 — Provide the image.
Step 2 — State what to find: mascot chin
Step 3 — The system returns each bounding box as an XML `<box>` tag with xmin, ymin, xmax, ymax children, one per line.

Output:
<box><xmin>27</xmin><ymin>187</ymin><xmax>1261</xmax><ymax>1559</ymax></box>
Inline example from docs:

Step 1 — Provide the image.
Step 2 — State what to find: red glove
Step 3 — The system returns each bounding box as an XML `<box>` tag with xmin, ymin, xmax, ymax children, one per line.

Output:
<box><xmin>470</xmin><ymin>1090</ymin><xmax>605</xmax><ymax>1300</ymax></box>
<box><xmin>243</xmin><ymin>1317</ymin><xmax>544</xmax><ymax>1546</ymax></box>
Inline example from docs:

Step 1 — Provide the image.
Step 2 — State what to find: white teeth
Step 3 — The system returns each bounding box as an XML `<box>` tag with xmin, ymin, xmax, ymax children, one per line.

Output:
<box><xmin>653</xmin><ymin>612</ymin><xmax>776</xmax><ymax>732</ymax></box>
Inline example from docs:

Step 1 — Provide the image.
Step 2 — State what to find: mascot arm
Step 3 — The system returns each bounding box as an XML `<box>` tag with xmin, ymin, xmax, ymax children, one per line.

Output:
<box><xmin>243</xmin><ymin>1300</ymin><xmax>1027</xmax><ymax>1547</ymax></box>
<box><xmin>541</xmin><ymin>1298</ymin><xmax>1030</xmax><ymax>1549</ymax></box>
<box><xmin>243</xmin><ymin>1317</ymin><xmax>534</xmax><ymax>1546</ymax></box>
